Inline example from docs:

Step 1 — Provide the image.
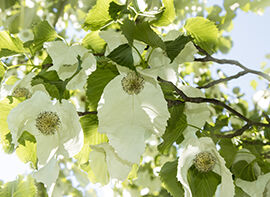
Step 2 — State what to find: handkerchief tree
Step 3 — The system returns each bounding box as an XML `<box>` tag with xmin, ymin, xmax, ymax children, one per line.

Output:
<box><xmin>0</xmin><ymin>0</ymin><xmax>270</xmax><ymax>196</ymax></box>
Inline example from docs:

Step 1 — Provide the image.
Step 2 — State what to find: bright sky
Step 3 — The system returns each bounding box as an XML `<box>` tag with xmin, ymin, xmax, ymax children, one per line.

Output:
<box><xmin>1</xmin><ymin>0</ymin><xmax>270</xmax><ymax>190</ymax></box>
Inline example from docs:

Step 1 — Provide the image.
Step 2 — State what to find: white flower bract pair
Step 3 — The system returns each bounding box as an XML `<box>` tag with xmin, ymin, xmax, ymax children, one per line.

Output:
<box><xmin>7</xmin><ymin>91</ymin><xmax>84</xmax><ymax>165</ymax></box>
<box><xmin>177</xmin><ymin>137</ymin><xmax>235</xmax><ymax>197</ymax></box>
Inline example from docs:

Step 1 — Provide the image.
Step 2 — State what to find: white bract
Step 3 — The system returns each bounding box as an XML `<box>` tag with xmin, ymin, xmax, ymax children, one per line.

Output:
<box><xmin>177</xmin><ymin>137</ymin><xmax>234</xmax><ymax>197</ymax></box>
<box><xmin>44</xmin><ymin>41</ymin><xmax>96</xmax><ymax>90</ymax></box>
<box><xmin>98</xmin><ymin>68</ymin><xmax>170</xmax><ymax>164</ymax></box>
<box><xmin>178</xmin><ymin>86</ymin><xmax>210</xmax><ymax>139</ymax></box>
<box><xmin>89</xmin><ymin>143</ymin><xmax>133</xmax><ymax>185</ymax></box>
<box><xmin>7</xmin><ymin>91</ymin><xmax>83</xmax><ymax>165</ymax></box>
<box><xmin>253</xmin><ymin>90</ymin><xmax>270</xmax><ymax>110</ymax></box>
<box><xmin>235</xmin><ymin>172</ymin><xmax>270</xmax><ymax>197</ymax></box>
<box><xmin>33</xmin><ymin>157</ymin><xmax>59</xmax><ymax>197</ymax></box>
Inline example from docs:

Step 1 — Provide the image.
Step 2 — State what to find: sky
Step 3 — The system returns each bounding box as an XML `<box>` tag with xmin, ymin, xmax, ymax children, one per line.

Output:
<box><xmin>1</xmin><ymin>0</ymin><xmax>270</xmax><ymax>190</ymax></box>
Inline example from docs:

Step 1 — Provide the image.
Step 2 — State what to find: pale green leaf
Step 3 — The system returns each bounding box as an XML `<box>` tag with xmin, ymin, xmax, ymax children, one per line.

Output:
<box><xmin>184</xmin><ymin>17</ymin><xmax>219</xmax><ymax>54</ymax></box>
<box><xmin>160</xmin><ymin>160</ymin><xmax>185</xmax><ymax>197</ymax></box>
<box><xmin>16</xmin><ymin>131</ymin><xmax>37</xmax><ymax>169</ymax></box>
<box><xmin>83</xmin><ymin>0</ymin><xmax>114</xmax><ymax>31</ymax></box>
<box><xmin>0</xmin><ymin>176</ymin><xmax>37</xmax><ymax>197</ymax></box>
<box><xmin>82</xmin><ymin>31</ymin><xmax>106</xmax><ymax>54</ymax></box>
<box><xmin>153</xmin><ymin>0</ymin><xmax>176</xmax><ymax>27</ymax></box>
<box><xmin>75</xmin><ymin>114</ymin><xmax>108</xmax><ymax>164</ymax></box>
<box><xmin>0</xmin><ymin>62</ymin><xmax>5</xmax><ymax>82</ymax></box>
<box><xmin>0</xmin><ymin>31</ymin><xmax>25</xmax><ymax>57</ymax></box>
<box><xmin>250</xmin><ymin>80</ymin><xmax>257</xmax><ymax>90</ymax></box>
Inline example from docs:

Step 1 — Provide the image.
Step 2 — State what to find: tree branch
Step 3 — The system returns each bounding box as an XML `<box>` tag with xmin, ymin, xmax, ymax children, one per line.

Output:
<box><xmin>194</xmin><ymin>45</ymin><xmax>270</xmax><ymax>88</ymax></box>
<box><xmin>157</xmin><ymin>77</ymin><xmax>270</xmax><ymax>128</ymax></box>
<box><xmin>215</xmin><ymin>124</ymin><xmax>251</xmax><ymax>138</ymax></box>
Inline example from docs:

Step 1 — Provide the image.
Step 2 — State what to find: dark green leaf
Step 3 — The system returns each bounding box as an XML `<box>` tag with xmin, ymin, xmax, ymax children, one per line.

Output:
<box><xmin>109</xmin><ymin>2</ymin><xmax>127</xmax><ymax>20</ymax></box>
<box><xmin>234</xmin><ymin>186</ymin><xmax>250</xmax><ymax>197</ymax></box>
<box><xmin>121</xmin><ymin>20</ymin><xmax>165</xmax><ymax>49</ymax></box>
<box><xmin>218</xmin><ymin>138</ymin><xmax>238</xmax><ymax>168</ymax></box>
<box><xmin>107</xmin><ymin>44</ymin><xmax>135</xmax><ymax>69</ymax></box>
<box><xmin>165</xmin><ymin>35</ymin><xmax>192</xmax><ymax>62</ymax></box>
<box><xmin>160</xmin><ymin>160</ymin><xmax>184</xmax><ymax>197</ymax></box>
<box><xmin>187</xmin><ymin>166</ymin><xmax>221</xmax><ymax>197</ymax></box>
<box><xmin>158</xmin><ymin>104</ymin><xmax>187</xmax><ymax>154</ymax></box>
<box><xmin>86</xmin><ymin>63</ymin><xmax>119</xmax><ymax>110</ymax></box>
<box><xmin>232</xmin><ymin>160</ymin><xmax>257</xmax><ymax>181</ymax></box>
<box><xmin>83</xmin><ymin>0</ymin><xmax>114</xmax><ymax>31</ymax></box>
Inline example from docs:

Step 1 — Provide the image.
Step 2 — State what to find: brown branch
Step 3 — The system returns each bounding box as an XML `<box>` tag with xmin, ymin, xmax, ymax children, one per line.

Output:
<box><xmin>77</xmin><ymin>111</ymin><xmax>97</xmax><ymax>116</ymax></box>
<box><xmin>198</xmin><ymin>70</ymin><xmax>249</xmax><ymax>89</ymax></box>
<box><xmin>194</xmin><ymin>45</ymin><xmax>270</xmax><ymax>88</ymax></box>
<box><xmin>215</xmin><ymin>124</ymin><xmax>252</xmax><ymax>138</ymax></box>
<box><xmin>241</xmin><ymin>140</ymin><xmax>270</xmax><ymax>146</ymax></box>
<box><xmin>157</xmin><ymin>77</ymin><xmax>270</xmax><ymax>128</ymax></box>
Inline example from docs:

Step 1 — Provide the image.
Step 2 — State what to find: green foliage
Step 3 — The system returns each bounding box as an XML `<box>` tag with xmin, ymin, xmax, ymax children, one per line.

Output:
<box><xmin>232</xmin><ymin>160</ymin><xmax>258</xmax><ymax>181</ymax></box>
<box><xmin>16</xmin><ymin>131</ymin><xmax>37</xmax><ymax>169</ymax></box>
<box><xmin>152</xmin><ymin>0</ymin><xmax>176</xmax><ymax>27</ymax></box>
<box><xmin>86</xmin><ymin>62</ymin><xmax>119</xmax><ymax>110</ymax></box>
<box><xmin>108</xmin><ymin>2</ymin><xmax>128</xmax><ymax>20</ymax></box>
<box><xmin>165</xmin><ymin>34</ymin><xmax>192</xmax><ymax>62</ymax></box>
<box><xmin>24</xmin><ymin>21</ymin><xmax>57</xmax><ymax>54</ymax></box>
<box><xmin>107</xmin><ymin>44</ymin><xmax>135</xmax><ymax>69</ymax></box>
<box><xmin>0</xmin><ymin>62</ymin><xmax>5</xmax><ymax>82</ymax></box>
<box><xmin>158</xmin><ymin>104</ymin><xmax>187</xmax><ymax>154</ymax></box>
<box><xmin>187</xmin><ymin>166</ymin><xmax>221</xmax><ymax>197</ymax></box>
<box><xmin>83</xmin><ymin>0</ymin><xmax>114</xmax><ymax>31</ymax></box>
<box><xmin>82</xmin><ymin>31</ymin><xmax>106</xmax><ymax>54</ymax></box>
<box><xmin>160</xmin><ymin>160</ymin><xmax>184</xmax><ymax>197</ymax></box>
<box><xmin>218</xmin><ymin>138</ymin><xmax>238</xmax><ymax>168</ymax></box>
<box><xmin>75</xmin><ymin>114</ymin><xmax>108</xmax><ymax>164</ymax></box>
<box><xmin>121</xmin><ymin>19</ymin><xmax>165</xmax><ymax>49</ymax></box>
<box><xmin>0</xmin><ymin>176</ymin><xmax>37</xmax><ymax>197</ymax></box>
<box><xmin>0</xmin><ymin>31</ymin><xmax>25</xmax><ymax>57</ymax></box>
<box><xmin>184</xmin><ymin>17</ymin><xmax>219</xmax><ymax>54</ymax></box>
<box><xmin>234</xmin><ymin>186</ymin><xmax>251</xmax><ymax>197</ymax></box>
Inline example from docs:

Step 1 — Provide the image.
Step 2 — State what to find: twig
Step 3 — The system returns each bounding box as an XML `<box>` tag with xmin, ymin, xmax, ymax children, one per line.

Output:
<box><xmin>157</xmin><ymin>77</ymin><xmax>270</xmax><ymax>128</ymax></box>
<box><xmin>77</xmin><ymin>111</ymin><xmax>97</xmax><ymax>116</ymax></box>
<box><xmin>194</xmin><ymin>45</ymin><xmax>270</xmax><ymax>88</ymax></box>
<box><xmin>215</xmin><ymin>124</ymin><xmax>251</xmax><ymax>138</ymax></box>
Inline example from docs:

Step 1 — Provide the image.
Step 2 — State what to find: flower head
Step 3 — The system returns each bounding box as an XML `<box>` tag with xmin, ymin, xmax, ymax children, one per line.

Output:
<box><xmin>7</xmin><ymin>91</ymin><xmax>83</xmax><ymax>165</ymax></box>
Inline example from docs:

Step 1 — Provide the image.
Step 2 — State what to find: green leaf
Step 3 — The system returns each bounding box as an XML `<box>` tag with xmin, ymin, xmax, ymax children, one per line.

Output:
<box><xmin>1</xmin><ymin>133</ymin><xmax>15</xmax><ymax>154</ymax></box>
<box><xmin>152</xmin><ymin>0</ymin><xmax>176</xmax><ymax>26</ymax></box>
<box><xmin>83</xmin><ymin>0</ymin><xmax>114</xmax><ymax>31</ymax></box>
<box><xmin>24</xmin><ymin>21</ymin><xmax>57</xmax><ymax>54</ymax></box>
<box><xmin>75</xmin><ymin>114</ymin><xmax>108</xmax><ymax>164</ymax></box>
<box><xmin>0</xmin><ymin>98</ymin><xmax>20</xmax><ymax>137</ymax></box>
<box><xmin>0</xmin><ymin>62</ymin><xmax>5</xmax><ymax>82</ymax></box>
<box><xmin>232</xmin><ymin>160</ymin><xmax>258</xmax><ymax>181</ymax></box>
<box><xmin>160</xmin><ymin>160</ymin><xmax>184</xmax><ymax>197</ymax></box>
<box><xmin>184</xmin><ymin>17</ymin><xmax>219</xmax><ymax>54</ymax></box>
<box><xmin>0</xmin><ymin>31</ymin><xmax>25</xmax><ymax>57</ymax></box>
<box><xmin>16</xmin><ymin>131</ymin><xmax>37</xmax><ymax>169</ymax></box>
<box><xmin>0</xmin><ymin>0</ymin><xmax>18</xmax><ymax>9</ymax></box>
<box><xmin>86</xmin><ymin>63</ymin><xmax>119</xmax><ymax>110</ymax></box>
<box><xmin>108</xmin><ymin>2</ymin><xmax>127</xmax><ymax>20</ymax></box>
<box><xmin>82</xmin><ymin>31</ymin><xmax>106</xmax><ymax>54</ymax></box>
<box><xmin>0</xmin><ymin>175</ymin><xmax>37</xmax><ymax>197</ymax></box>
<box><xmin>234</xmin><ymin>186</ymin><xmax>251</xmax><ymax>197</ymax></box>
<box><xmin>187</xmin><ymin>166</ymin><xmax>221</xmax><ymax>197</ymax></box>
<box><xmin>107</xmin><ymin>44</ymin><xmax>134</xmax><ymax>69</ymax></box>
<box><xmin>121</xmin><ymin>20</ymin><xmax>165</xmax><ymax>49</ymax></box>
<box><xmin>165</xmin><ymin>34</ymin><xmax>192</xmax><ymax>62</ymax></box>
<box><xmin>158</xmin><ymin>104</ymin><xmax>187</xmax><ymax>154</ymax></box>
<box><xmin>218</xmin><ymin>138</ymin><xmax>238</xmax><ymax>168</ymax></box>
